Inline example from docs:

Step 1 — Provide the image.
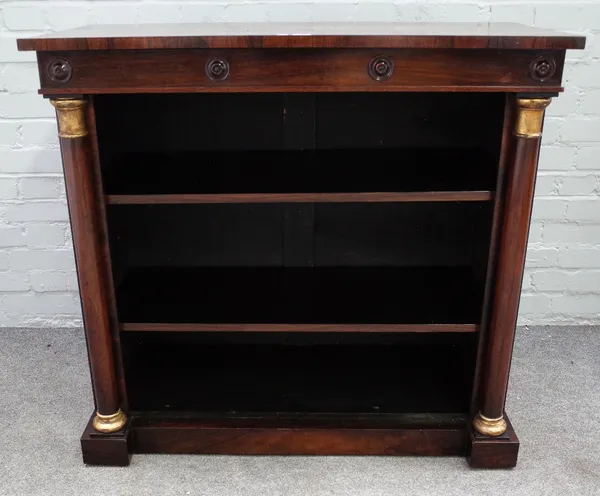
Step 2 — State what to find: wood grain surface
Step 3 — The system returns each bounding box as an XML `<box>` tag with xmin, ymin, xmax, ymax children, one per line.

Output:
<box><xmin>18</xmin><ymin>22</ymin><xmax>585</xmax><ymax>51</ymax></box>
<box><xmin>35</xmin><ymin>48</ymin><xmax>566</xmax><ymax>94</ymax></box>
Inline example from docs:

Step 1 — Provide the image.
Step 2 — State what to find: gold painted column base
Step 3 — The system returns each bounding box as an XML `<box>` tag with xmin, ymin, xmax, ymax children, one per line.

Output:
<box><xmin>92</xmin><ymin>409</ymin><xmax>127</xmax><ymax>433</ymax></box>
<box><xmin>472</xmin><ymin>412</ymin><xmax>507</xmax><ymax>437</ymax></box>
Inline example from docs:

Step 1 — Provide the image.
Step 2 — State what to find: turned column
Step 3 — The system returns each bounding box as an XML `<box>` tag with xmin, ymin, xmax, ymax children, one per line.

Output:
<box><xmin>473</xmin><ymin>97</ymin><xmax>551</xmax><ymax>437</ymax></box>
<box><xmin>51</xmin><ymin>98</ymin><xmax>126</xmax><ymax>433</ymax></box>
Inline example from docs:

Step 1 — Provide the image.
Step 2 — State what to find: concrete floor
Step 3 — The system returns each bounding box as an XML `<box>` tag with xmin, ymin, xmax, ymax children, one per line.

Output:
<box><xmin>1</xmin><ymin>326</ymin><xmax>599</xmax><ymax>496</ymax></box>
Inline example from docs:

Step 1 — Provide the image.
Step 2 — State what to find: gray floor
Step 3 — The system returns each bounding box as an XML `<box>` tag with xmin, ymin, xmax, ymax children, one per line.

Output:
<box><xmin>1</xmin><ymin>327</ymin><xmax>599</xmax><ymax>496</ymax></box>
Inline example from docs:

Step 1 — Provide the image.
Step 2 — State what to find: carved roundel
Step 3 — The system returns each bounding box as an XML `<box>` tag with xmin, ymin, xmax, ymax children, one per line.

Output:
<box><xmin>47</xmin><ymin>58</ymin><xmax>73</xmax><ymax>84</ymax></box>
<box><xmin>530</xmin><ymin>56</ymin><xmax>557</xmax><ymax>82</ymax></box>
<box><xmin>205</xmin><ymin>58</ymin><xmax>230</xmax><ymax>81</ymax></box>
<box><xmin>368</xmin><ymin>55</ymin><xmax>394</xmax><ymax>82</ymax></box>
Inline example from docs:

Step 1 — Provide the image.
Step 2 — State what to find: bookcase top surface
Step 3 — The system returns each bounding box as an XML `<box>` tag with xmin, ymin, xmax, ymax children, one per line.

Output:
<box><xmin>18</xmin><ymin>22</ymin><xmax>585</xmax><ymax>51</ymax></box>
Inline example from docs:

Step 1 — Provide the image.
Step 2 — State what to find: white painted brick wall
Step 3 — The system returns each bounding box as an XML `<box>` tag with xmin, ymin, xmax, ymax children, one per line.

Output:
<box><xmin>0</xmin><ymin>1</ymin><xmax>599</xmax><ymax>327</ymax></box>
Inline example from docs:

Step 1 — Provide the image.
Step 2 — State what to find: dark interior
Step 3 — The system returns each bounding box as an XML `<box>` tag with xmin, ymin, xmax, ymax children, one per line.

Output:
<box><xmin>123</xmin><ymin>332</ymin><xmax>477</xmax><ymax>414</ymax></box>
<box><xmin>95</xmin><ymin>92</ymin><xmax>505</xmax><ymax>416</ymax></box>
<box><xmin>97</xmin><ymin>93</ymin><xmax>502</xmax><ymax>196</ymax></box>
<box><xmin>109</xmin><ymin>202</ymin><xmax>492</xmax><ymax>325</ymax></box>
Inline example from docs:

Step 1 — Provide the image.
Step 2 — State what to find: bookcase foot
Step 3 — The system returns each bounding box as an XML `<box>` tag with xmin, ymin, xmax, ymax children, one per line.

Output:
<box><xmin>468</xmin><ymin>415</ymin><xmax>519</xmax><ymax>468</ymax></box>
<box><xmin>81</xmin><ymin>413</ymin><xmax>132</xmax><ymax>466</ymax></box>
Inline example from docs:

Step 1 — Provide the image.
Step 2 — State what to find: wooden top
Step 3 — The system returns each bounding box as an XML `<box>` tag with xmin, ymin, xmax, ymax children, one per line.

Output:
<box><xmin>18</xmin><ymin>22</ymin><xmax>585</xmax><ymax>51</ymax></box>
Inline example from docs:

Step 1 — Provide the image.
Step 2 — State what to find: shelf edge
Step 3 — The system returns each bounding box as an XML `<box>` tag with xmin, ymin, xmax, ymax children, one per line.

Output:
<box><xmin>120</xmin><ymin>323</ymin><xmax>479</xmax><ymax>333</ymax></box>
<box><xmin>106</xmin><ymin>191</ymin><xmax>494</xmax><ymax>205</ymax></box>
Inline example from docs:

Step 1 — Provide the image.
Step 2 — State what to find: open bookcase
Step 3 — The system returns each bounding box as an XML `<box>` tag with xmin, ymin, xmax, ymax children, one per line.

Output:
<box><xmin>19</xmin><ymin>22</ymin><xmax>584</xmax><ymax>467</ymax></box>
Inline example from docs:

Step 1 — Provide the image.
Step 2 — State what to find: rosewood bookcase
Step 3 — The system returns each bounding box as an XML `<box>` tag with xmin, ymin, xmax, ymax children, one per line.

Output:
<box><xmin>18</xmin><ymin>23</ymin><xmax>584</xmax><ymax>468</ymax></box>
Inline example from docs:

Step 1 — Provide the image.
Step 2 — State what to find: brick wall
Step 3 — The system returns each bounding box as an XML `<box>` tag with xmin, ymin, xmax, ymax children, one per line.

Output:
<box><xmin>0</xmin><ymin>1</ymin><xmax>599</xmax><ymax>327</ymax></box>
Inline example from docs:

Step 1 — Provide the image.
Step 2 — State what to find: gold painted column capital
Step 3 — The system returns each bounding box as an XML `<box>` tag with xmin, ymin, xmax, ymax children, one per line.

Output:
<box><xmin>515</xmin><ymin>98</ymin><xmax>552</xmax><ymax>138</ymax></box>
<box><xmin>50</xmin><ymin>98</ymin><xmax>88</xmax><ymax>139</ymax></box>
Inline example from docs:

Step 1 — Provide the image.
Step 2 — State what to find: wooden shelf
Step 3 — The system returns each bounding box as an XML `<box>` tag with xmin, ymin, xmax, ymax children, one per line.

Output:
<box><xmin>108</xmin><ymin>191</ymin><xmax>493</xmax><ymax>204</ymax></box>
<box><xmin>129</xmin><ymin>411</ymin><xmax>468</xmax><ymax>455</ymax></box>
<box><xmin>103</xmin><ymin>149</ymin><xmax>496</xmax><ymax>204</ymax></box>
<box><xmin>121</xmin><ymin>322</ymin><xmax>477</xmax><ymax>332</ymax></box>
<box><xmin>116</xmin><ymin>266</ymin><xmax>483</xmax><ymax>330</ymax></box>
